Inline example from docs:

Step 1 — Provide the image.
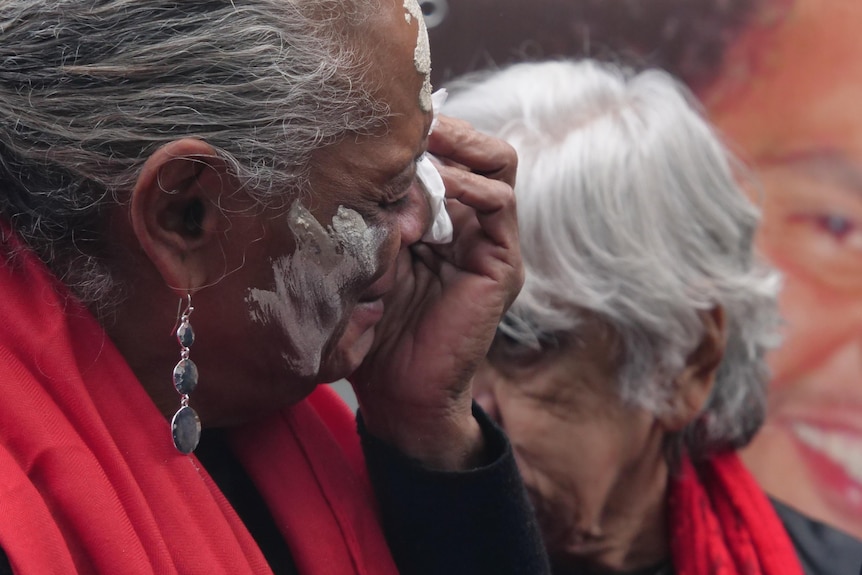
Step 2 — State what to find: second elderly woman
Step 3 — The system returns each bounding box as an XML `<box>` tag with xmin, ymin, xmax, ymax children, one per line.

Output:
<box><xmin>444</xmin><ymin>59</ymin><xmax>862</xmax><ymax>575</ymax></box>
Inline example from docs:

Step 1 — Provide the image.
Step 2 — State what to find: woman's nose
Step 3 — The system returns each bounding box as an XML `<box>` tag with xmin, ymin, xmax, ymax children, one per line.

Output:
<box><xmin>397</xmin><ymin>181</ymin><xmax>433</xmax><ymax>248</ymax></box>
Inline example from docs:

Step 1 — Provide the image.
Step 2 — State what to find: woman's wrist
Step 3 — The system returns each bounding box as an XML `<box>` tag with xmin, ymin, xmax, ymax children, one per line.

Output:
<box><xmin>360</xmin><ymin>404</ymin><xmax>487</xmax><ymax>471</ymax></box>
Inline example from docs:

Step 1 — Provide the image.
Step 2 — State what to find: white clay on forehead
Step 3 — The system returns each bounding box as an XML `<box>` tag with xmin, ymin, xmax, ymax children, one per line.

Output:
<box><xmin>403</xmin><ymin>0</ymin><xmax>433</xmax><ymax>112</ymax></box>
<box><xmin>246</xmin><ymin>202</ymin><xmax>385</xmax><ymax>378</ymax></box>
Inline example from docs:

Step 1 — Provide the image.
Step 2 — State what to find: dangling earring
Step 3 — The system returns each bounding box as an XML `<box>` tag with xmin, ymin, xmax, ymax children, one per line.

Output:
<box><xmin>171</xmin><ymin>293</ymin><xmax>201</xmax><ymax>454</ymax></box>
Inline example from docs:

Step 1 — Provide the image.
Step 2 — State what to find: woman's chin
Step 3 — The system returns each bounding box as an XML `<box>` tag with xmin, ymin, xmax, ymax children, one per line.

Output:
<box><xmin>318</xmin><ymin>326</ymin><xmax>376</xmax><ymax>383</ymax></box>
<box><xmin>315</xmin><ymin>299</ymin><xmax>384</xmax><ymax>382</ymax></box>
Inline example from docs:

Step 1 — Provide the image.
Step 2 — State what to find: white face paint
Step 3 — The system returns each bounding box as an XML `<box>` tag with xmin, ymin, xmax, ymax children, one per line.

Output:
<box><xmin>403</xmin><ymin>0</ymin><xmax>433</xmax><ymax>112</ymax></box>
<box><xmin>246</xmin><ymin>201</ymin><xmax>385</xmax><ymax>378</ymax></box>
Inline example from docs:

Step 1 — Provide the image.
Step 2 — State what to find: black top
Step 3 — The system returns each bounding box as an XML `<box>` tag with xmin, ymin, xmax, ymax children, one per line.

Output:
<box><xmin>770</xmin><ymin>497</ymin><xmax>862</xmax><ymax>575</ymax></box>
<box><xmin>358</xmin><ymin>404</ymin><xmax>551</xmax><ymax>575</ymax></box>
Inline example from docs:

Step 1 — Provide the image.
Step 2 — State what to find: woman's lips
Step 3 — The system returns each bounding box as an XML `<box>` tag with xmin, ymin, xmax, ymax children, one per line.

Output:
<box><xmin>783</xmin><ymin>412</ymin><xmax>862</xmax><ymax>516</ymax></box>
<box><xmin>350</xmin><ymin>298</ymin><xmax>385</xmax><ymax>330</ymax></box>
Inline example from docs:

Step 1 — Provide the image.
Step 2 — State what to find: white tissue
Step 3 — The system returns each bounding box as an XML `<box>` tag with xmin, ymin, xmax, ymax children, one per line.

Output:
<box><xmin>429</xmin><ymin>89</ymin><xmax>448</xmax><ymax>135</ymax></box>
<box><xmin>419</xmin><ymin>89</ymin><xmax>453</xmax><ymax>244</ymax></box>
<box><xmin>417</xmin><ymin>155</ymin><xmax>452</xmax><ymax>243</ymax></box>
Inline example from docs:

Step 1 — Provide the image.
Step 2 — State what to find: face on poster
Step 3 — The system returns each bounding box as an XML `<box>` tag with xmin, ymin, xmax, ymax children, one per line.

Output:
<box><xmin>705</xmin><ymin>0</ymin><xmax>862</xmax><ymax>541</ymax></box>
<box><xmin>428</xmin><ymin>0</ymin><xmax>862</xmax><ymax>540</ymax></box>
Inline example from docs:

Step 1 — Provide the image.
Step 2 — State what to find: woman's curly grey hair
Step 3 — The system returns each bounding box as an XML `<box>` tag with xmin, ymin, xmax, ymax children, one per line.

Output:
<box><xmin>0</xmin><ymin>0</ymin><xmax>387</xmax><ymax>312</ymax></box>
<box><xmin>444</xmin><ymin>59</ymin><xmax>782</xmax><ymax>458</ymax></box>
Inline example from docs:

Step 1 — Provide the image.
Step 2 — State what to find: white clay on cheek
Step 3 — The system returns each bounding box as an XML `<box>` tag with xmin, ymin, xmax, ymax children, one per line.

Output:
<box><xmin>403</xmin><ymin>0</ymin><xmax>433</xmax><ymax>112</ymax></box>
<box><xmin>246</xmin><ymin>201</ymin><xmax>385</xmax><ymax>378</ymax></box>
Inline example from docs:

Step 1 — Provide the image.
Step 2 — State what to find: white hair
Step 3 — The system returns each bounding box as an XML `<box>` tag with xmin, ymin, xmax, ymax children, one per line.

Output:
<box><xmin>0</xmin><ymin>0</ymin><xmax>385</xmax><ymax>312</ymax></box>
<box><xmin>444</xmin><ymin>60</ymin><xmax>781</xmax><ymax>456</ymax></box>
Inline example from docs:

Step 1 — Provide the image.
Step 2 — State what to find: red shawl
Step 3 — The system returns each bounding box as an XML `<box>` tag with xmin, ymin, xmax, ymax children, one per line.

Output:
<box><xmin>668</xmin><ymin>451</ymin><xmax>805</xmax><ymax>575</ymax></box>
<box><xmin>0</xmin><ymin>229</ymin><xmax>399</xmax><ymax>574</ymax></box>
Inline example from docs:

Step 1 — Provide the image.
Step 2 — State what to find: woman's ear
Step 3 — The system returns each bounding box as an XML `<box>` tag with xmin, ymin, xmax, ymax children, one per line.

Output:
<box><xmin>129</xmin><ymin>138</ymin><xmax>234</xmax><ymax>293</ymax></box>
<box><xmin>659</xmin><ymin>307</ymin><xmax>727</xmax><ymax>432</ymax></box>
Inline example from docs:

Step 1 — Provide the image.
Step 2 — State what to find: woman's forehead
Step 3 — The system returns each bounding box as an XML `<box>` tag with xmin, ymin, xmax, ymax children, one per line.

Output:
<box><xmin>350</xmin><ymin>0</ymin><xmax>433</xmax><ymax>111</ymax></box>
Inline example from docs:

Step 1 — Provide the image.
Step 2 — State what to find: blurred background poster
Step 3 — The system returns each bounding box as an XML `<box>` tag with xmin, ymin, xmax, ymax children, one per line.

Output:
<box><xmin>426</xmin><ymin>0</ymin><xmax>862</xmax><ymax>540</ymax></box>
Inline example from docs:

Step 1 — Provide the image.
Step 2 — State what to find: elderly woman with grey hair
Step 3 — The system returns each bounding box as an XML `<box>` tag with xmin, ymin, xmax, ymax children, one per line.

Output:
<box><xmin>444</xmin><ymin>59</ymin><xmax>810</xmax><ymax>575</ymax></box>
<box><xmin>0</xmin><ymin>1</ymin><xmax>552</xmax><ymax>574</ymax></box>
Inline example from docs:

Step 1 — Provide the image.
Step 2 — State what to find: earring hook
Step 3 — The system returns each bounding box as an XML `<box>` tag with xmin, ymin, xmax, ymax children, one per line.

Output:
<box><xmin>170</xmin><ymin>292</ymin><xmax>194</xmax><ymax>335</ymax></box>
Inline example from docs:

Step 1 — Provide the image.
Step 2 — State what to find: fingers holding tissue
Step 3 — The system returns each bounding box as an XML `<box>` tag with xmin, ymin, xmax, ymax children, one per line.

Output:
<box><xmin>418</xmin><ymin>89</ymin><xmax>453</xmax><ymax>244</ymax></box>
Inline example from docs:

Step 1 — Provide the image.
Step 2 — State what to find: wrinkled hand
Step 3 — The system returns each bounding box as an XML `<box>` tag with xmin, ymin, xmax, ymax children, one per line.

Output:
<box><xmin>350</xmin><ymin>117</ymin><xmax>523</xmax><ymax>470</ymax></box>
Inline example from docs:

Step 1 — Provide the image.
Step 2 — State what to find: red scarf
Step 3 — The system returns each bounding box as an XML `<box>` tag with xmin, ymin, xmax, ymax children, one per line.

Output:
<box><xmin>0</xmin><ymin>228</ymin><xmax>399</xmax><ymax>574</ymax></box>
<box><xmin>668</xmin><ymin>451</ymin><xmax>804</xmax><ymax>575</ymax></box>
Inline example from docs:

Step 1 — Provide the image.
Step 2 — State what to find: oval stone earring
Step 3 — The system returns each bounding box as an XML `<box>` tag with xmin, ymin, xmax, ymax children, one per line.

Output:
<box><xmin>170</xmin><ymin>293</ymin><xmax>201</xmax><ymax>454</ymax></box>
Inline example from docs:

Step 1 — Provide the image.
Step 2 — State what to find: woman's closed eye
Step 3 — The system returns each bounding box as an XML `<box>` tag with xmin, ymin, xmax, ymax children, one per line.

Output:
<box><xmin>379</xmin><ymin>158</ymin><xmax>425</xmax><ymax>211</ymax></box>
<box><xmin>379</xmin><ymin>190</ymin><xmax>412</xmax><ymax>210</ymax></box>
